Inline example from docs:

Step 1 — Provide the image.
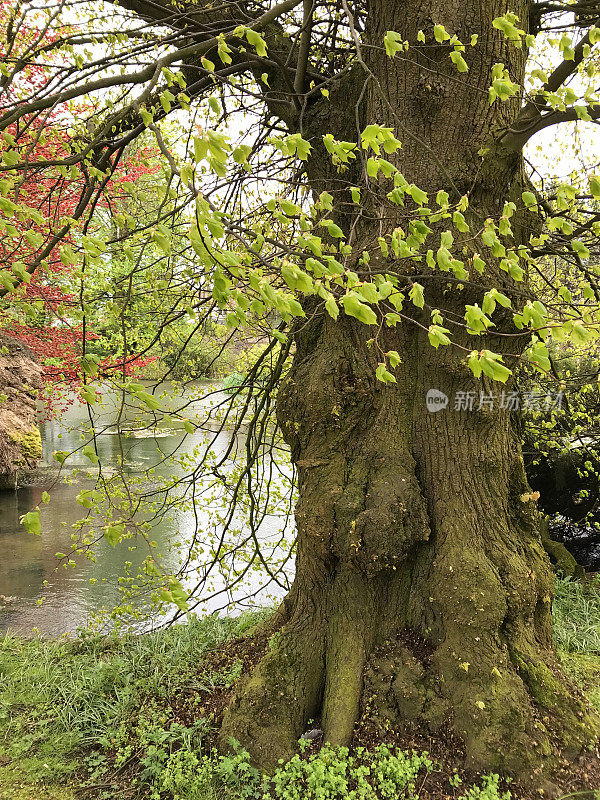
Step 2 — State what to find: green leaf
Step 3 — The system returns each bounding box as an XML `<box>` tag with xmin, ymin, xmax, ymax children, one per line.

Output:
<box><xmin>481</xmin><ymin>289</ymin><xmax>506</xmax><ymax>316</ymax></box>
<box><xmin>218</xmin><ymin>35</ymin><xmax>233</xmax><ymax>64</ymax></box>
<box><xmin>434</xmin><ymin>24</ymin><xmax>451</xmax><ymax>42</ymax></box>
<box><xmin>233</xmin><ymin>144</ymin><xmax>252</xmax><ymax>164</ymax></box>
<box><xmin>80</xmin><ymin>354</ymin><xmax>100</xmax><ymax>377</ymax></box>
<box><xmin>104</xmin><ymin>523</ymin><xmax>125</xmax><ymax>547</ymax></box>
<box><xmin>468</xmin><ymin>350</ymin><xmax>511</xmax><ymax>382</ymax></box>
<box><xmin>0</xmin><ymin>196</ymin><xmax>17</xmax><ymax>216</ymax></box>
<box><xmin>76</xmin><ymin>490</ymin><xmax>96</xmax><ymax>509</ymax></box>
<box><xmin>59</xmin><ymin>245</ymin><xmax>77</xmax><ymax>266</ymax></box>
<box><xmin>341</xmin><ymin>293</ymin><xmax>378</xmax><ymax>324</ymax></box>
<box><xmin>367</xmin><ymin>158</ymin><xmax>380</xmax><ymax>178</ymax></box>
<box><xmin>80</xmin><ymin>386</ymin><xmax>97</xmax><ymax>405</ymax></box>
<box><xmin>526</xmin><ymin>341</ymin><xmax>551</xmax><ymax>373</ymax></box>
<box><xmin>25</xmin><ymin>230</ymin><xmax>43</xmax><ymax>249</ymax></box>
<box><xmin>168</xmin><ymin>578</ymin><xmax>189</xmax><ymax>611</ymax></box>
<box><xmin>140</xmin><ymin>108</ymin><xmax>153</xmax><ymax>126</ymax></box>
<box><xmin>21</xmin><ymin>510</ymin><xmax>41</xmax><ymax>536</ymax></box>
<box><xmin>12</xmin><ymin>262</ymin><xmax>31</xmax><ymax>283</ymax></box>
<box><xmin>408</xmin><ymin>282</ymin><xmax>425</xmax><ymax>309</ymax></box>
<box><xmin>384</xmin><ymin>30</ymin><xmax>403</xmax><ymax>57</ymax></box>
<box><xmin>201</xmin><ymin>56</ymin><xmax>216</xmax><ymax>73</ymax></box>
<box><xmin>357</xmin><ymin>282</ymin><xmax>379</xmax><ymax>304</ymax></box>
<box><xmin>407</xmin><ymin>185</ymin><xmax>428</xmax><ymax>205</ymax></box>
<box><xmin>82</xmin><ymin>444</ymin><xmax>99</xmax><ymax>464</ymax></box>
<box><xmin>450</xmin><ymin>50</ymin><xmax>468</xmax><ymax>72</ymax></box>
<box><xmin>281</xmin><ymin>263</ymin><xmax>313</xmax><ymax>294</ymax></box>
<box><xmin>246</xmin><ymin>28</ymin><xmax>268</xmax><ymax>57</ymax></box>
<box><xmin>428</xmin><ymin>325</ymin><xmax>451</xmax><ymax>348</ymax></box>
<box><xmin>465</xmin><ymin>303</ymin><xmax>494</xmax><ymax>334</ymax></box>
<box><xmin>136</xmin><ymin>390</ymin><xmax>162</xmax><ymax>411</ymax></box>
<box><xmin>325</xmin><ymin>293</ymin><xmax>339</xmax><ymax>320</ymax></box>
<box><xmin>2</xmin><ymin>150</ymin><xmax>19</xmax><ymax>167</ymax></box>
<box><xmin>453</xmin><ymin>211</ymin><xmax>469</xmax><ymax>232</ymax></box>
<box><xmin>572</xmin><ymin>239</ymin><xmax>590</xmax><ymax>260</ymax></box>
<box><xmin>480</xmin><ymin>352</ymin><xmax>511</xmax><ymax>382</ymax></box>
<box><xmin>152</xmin><ymin>229</ymin><xmax>171</xmax><ymax>255</ymax></box>
<box><xmin>286</xmin><ymin>133</ymin><xmax>311</xmax><ymax>160</ymax></box>
<box><xmin>53</xmin><ymin>450</ymin><xmax>70</xmax><ymax>465</ymax></box>
<box><xmin>322</xmin><ymin>220</ymin><xmax>344</xmax><ymax>238</ymax></box>
<box><xmin>160</xmin><ymin>89</ymin><xmax>175</xmax><ymax>113</ymax></box>
<box><xmin>280</xmin><ymin>199</ymin><xmax>302</xmax><ymax>216</ymax></box>
<box><xmin>376</xmin><ymin>363</ymin><xmax>397</xmax><ymax>383</ymax></box>
<box><xmin>386</xmin><ymin>350</ymin><xmax>401</xmax><ymax>367</ymax></box>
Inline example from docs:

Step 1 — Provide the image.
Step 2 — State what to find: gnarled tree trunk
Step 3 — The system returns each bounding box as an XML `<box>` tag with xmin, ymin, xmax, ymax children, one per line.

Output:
<box><xmin>221</xmin><ymin>0</ymin><xmax>599</xmax><ymax>785</ymax></box>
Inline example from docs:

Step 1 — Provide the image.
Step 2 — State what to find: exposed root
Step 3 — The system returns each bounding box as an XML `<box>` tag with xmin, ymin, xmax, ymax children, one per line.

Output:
<box><xmin>322</xmin><ymin>569</ymin><xmax>375</xmax><ymax>746</ymax></box>
<box><xmin>219</xmin><ymin>616</ymin><xmax>325</xmax><ymax>771</ymax></box>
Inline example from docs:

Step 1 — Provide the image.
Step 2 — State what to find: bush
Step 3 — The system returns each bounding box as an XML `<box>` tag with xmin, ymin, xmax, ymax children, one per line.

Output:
<box><xmin>222</xmin><ymin>371</ymin><xmax>245</xmax><ymax>394</ymax></box>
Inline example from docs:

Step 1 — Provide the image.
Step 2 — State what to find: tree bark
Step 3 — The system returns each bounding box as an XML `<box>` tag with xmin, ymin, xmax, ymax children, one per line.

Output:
<box><xmin>220</xmin><ymin>0</ymin><xmax>599</xmax><ymax>785</ymax></box>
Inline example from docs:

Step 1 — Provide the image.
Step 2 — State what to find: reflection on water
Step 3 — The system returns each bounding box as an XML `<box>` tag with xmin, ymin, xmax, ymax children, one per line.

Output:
<box><xmin>0</xmin><ymin>381</ymin><xmax>290</xmax><ymax>636</ymax></box>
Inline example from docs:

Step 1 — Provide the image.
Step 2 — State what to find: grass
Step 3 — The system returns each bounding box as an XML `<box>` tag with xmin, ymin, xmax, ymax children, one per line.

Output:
<box><xmin>0</xmin><ymin>578</ymin><xmax>599</xmax><ymax>799</ymax></box>
<box><xmin>554</xmin><ymin>574</ymin><xmax>600</xmax><ymax>716</ymax></box>
<box><xmin>0</xmin><ymin>612</ymin><xmax>267</xmax><ymax>799</ymax></box>
<box><xmin>554</xmin><ymin>574</ymin><xmax>600</xmax><ymax>655</ymax></box>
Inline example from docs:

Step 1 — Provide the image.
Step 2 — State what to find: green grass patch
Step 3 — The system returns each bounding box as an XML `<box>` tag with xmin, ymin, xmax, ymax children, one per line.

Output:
<box><xmin>553</xmin><ymin>574</ymin><xmax>600</xmax><ymax>655</ymax></box>
<box><xmin>554</xmin><ymin>574</ymin><xmax>600</xmax><ymax>716</ymax></box>
<box><xmin>0</xmin><ymin>612</ymin><xmax>265</xmax><ymax>798</ymax></box>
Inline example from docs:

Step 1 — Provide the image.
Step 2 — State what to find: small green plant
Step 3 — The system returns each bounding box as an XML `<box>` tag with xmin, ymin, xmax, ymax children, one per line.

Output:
<box><xmin>458</xmin><ymin>774</ymin><xmax>511</xmax><ymax>800</ymax></box>
<box><xmin>213</xmin><ymin>741</ymin><xmax>263</xmax><ymax>798</ymax></box>
<box><xmin>266</xmin><ymin>742</ymin><xmax>432</xmax><ymax>800</ymax></box>
<box><xmin>156</xmin><ymin>748</ymin><xmax>218</xmax><ymax>800</ymax></box>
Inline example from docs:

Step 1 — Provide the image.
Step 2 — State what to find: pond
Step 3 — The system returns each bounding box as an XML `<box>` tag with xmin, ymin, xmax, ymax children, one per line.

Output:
<box><xmin>0</xmin><ymin>381</ymin><xmax>290</xmax><ymax>636</ymax></box>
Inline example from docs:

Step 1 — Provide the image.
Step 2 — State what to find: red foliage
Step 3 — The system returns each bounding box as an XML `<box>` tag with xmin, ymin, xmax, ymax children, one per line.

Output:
<box><xmin>0</xmin><ymin>3</ymin><xmax>161</xmax><ymax>394</ymax></box>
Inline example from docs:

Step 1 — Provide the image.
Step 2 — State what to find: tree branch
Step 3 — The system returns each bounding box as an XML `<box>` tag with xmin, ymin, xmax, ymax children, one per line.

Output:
<box><xmin>294</xmin><ymin>0</ymin><xmax>314</xmax><ymax>95</ymax></box>
<box><xmin>0</xmin><ymin>0</ymin><xmax>305</xmax><ymax>134</ymax></box>
<box><xmin>502</xmin><ymin>16</ymin><xmax>600</xmax><ymax>151</ymax></box>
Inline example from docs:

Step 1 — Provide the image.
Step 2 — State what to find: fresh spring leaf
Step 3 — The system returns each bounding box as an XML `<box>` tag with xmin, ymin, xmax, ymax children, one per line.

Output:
<box><xmin>21</xmin><ymin>509</ymin><xmax>41</xmax><ymax>535</ymax></box>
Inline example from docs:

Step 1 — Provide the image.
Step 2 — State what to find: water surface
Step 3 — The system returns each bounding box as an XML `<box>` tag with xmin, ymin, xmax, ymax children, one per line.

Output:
<box><xmin>0</xmin><ymin>382</ymin><xmax>290</xmax><ymax>635</ymax></box>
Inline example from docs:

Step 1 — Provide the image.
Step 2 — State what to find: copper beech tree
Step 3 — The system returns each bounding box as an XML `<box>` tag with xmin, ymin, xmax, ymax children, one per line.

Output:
<box><xmin>3</xmin><ymin>0</ymin><xmax>600</xmax><ymax>789</ymax></box>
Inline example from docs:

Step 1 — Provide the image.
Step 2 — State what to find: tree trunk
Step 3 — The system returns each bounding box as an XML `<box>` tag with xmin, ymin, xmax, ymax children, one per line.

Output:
<box><xmin>220</xmin><ymin>0</ymin><xmax>599</xmax><ymax>784</ymax></box>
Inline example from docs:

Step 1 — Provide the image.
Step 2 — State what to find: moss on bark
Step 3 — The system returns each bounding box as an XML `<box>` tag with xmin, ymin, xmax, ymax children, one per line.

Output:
<box><xmin>540</xmin><ymin>517</ymin><xmax>586</xmax><ymax>579</ymax></box>
<box><xmin>9</xmin><ymin>426</ymin><xmax>42</xmax><ymax>463</ymax></box>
